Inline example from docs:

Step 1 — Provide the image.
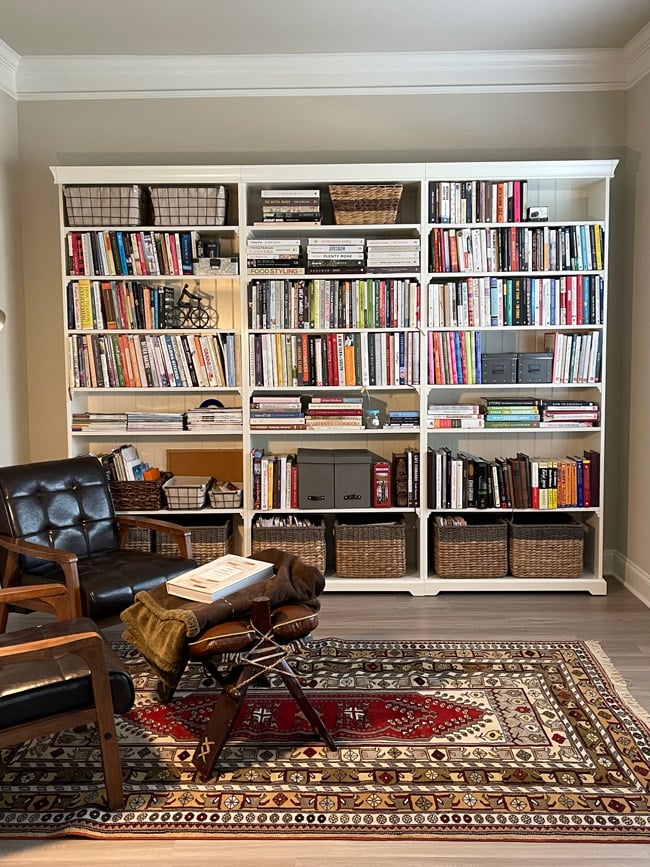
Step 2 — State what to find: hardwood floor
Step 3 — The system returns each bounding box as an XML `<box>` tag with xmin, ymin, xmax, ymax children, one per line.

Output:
<box><xmin>2</xmin><ymin>576</ymin><xmax>649</xmax><ymax>866</ymax></box>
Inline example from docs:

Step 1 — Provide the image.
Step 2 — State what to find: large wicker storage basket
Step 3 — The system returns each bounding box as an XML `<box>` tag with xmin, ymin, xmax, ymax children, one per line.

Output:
<box><xmin>508</xmin><ymin>514</ymin><xmax>584</xmax><ymax>578</ymax></box>
<box><xmin>63</xmin><ymin>184</ymin><xmax>147</xmax><ymax>226</ymax></box>
<box><xmin>252</xmin><ymin>519</ymin><xmax>326</xmax><ymax>573</ymax></box>
<box><xmin>122</xmin><ymin>526</ymin><xmax>152</xmax><ymax>552</ymax></box>
<box><xmin>149</xmin><ymin>185</ymin><xmax>227</xmax><ymax>226</ymax></box>
<box><xmin>109</xmin><ymin>473</ymin><xmax>172</xmax><ymax>512</ymax></box>
<box><xmin>334</xmin><ymin>517</ymin><xmax>406</xmax><ymax>578</ymax></box>
<box><xmin>329</xmin><ymin>184</ymin><xmax>403</xmax><ymax>225</ymax></box>
<box><xmin>156</xmin><ymin>519</ymin><xmax>232</xmax><ymax>566</ymax></box>
<box><xmin>433</xmin><ymin>517</ymin><xmax>508</xmax><ymax>578</ymax></box>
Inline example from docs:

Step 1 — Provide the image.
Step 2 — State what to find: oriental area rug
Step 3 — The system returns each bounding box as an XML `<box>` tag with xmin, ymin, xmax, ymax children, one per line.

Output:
<box><xmin>1</xmin><ymin>638</ymin><xmax>649</xmax><ymax>842</ymax></box>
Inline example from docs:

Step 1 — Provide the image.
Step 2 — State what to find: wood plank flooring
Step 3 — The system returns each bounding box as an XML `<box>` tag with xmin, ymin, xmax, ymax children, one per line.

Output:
<box><xmin>2</xmin><ymin>576</ymin><xmax>649</xmax><ymax>866</ymax></box>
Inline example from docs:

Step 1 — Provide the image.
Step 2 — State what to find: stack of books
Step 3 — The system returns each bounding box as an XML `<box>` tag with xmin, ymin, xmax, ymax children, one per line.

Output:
<box><xmin>385</xmin><ymin>409</ymin><xmax>420</xmax><ymax>429</ymax></box>
<box><xmin>185</xmin><ymin>405</ymin><xmax>243</xmax><ymax>432</ymax></box>
<box><xmin>250</xmin><ymin>394</ymin><xmax>305</xmax><ymax>430</ymax></box>
<box><xmin>257</xmin><ymin>189</ymin><xmax>321</xmax><ymax>225</ymax></box>
<box><xmin>304</xmin><ymin>395</ymin><xmax>364</xmax><ymax>429</ymax></box>
<box><xmin>246</xmin><ymin>238</ymin><xmax>303</xmax><ymax>275</ymax></box>
<box><xmin>126</xmin><ymin>411</ymin><xmax>184</xmax><ymax>432</ymax></box>
<box><xmin>71</xmin><ymin>411</ymin><xmax>127</xmax><ymax>432</ymax></box>
<box><xmin>427</xmin><ymin>404</ymin><xmax>484</xmax><ymax>429</ymax></box>
<box><xmin>481</xmin><ymin>397</ymin><xmax>541</xmax><ymax>428</ymax></box>
<box><xmin>365</xmin><ymin>237</ymin><xmax>420</xmax><ymax>273</ymax></box>
<box><xmin>306</xmin><ymin>237</ymin><xmax>365</xmax><ymax>273</ymax></box>
<box><xmin>540</xmin><ymin>400</ymin><xmax>599</xmax><ymax>427</ymax></box>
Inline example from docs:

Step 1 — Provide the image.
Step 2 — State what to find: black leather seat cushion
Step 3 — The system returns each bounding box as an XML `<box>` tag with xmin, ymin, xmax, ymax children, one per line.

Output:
<box><xmin>0</xmin><ymin>617</ymin><xmax>135</xmax><ymax>729</ymax></box>
<box><xmin>23</xmin><ymin>551</ymin><xmax>197</xmax><ymax>621</ymax></box>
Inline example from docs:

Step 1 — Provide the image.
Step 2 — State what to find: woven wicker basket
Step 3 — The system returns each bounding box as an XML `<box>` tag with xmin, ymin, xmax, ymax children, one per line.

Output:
<box><xmin>109</xmin><ymin>473</ymin><xmax>172</xmax><ymax>512</ymax></box>
<box><xmin>122</xmin><ymin>526</ymin><xmax>152</xmax><ymax>552</ymax></box>
<box><xmin>508</xmin><ymin>515</ymin><xmax>584</xmax><ymax>578</ymax></box>
<box><xmin>149</xmin><ymin>185</ymin><xmax>227</xmax><ymax>226</ymax></box>
<box><xmin>334</xmin><ymin>518</ymin><xmax>406</xmax><ymax>578</ymax></box>
<box><xmin>63</xmin><ymin>184</ymin><xmax>147</xmax><ymax>226</ymax></box>
<box><xmin>433</xmin><ymin>519</ymin><xmax>508</xmax><ymax>578</ymax></box>
<box><xmin>252</xmin><ymin>520</ymin><xmax>326</xmax><ymax>573</ymax></box>
<box><xmin>329</xmin><ymin>184</ymin><xmax>403</xmax><ymax>225</ymax></box>
<box><xmin>156</xmin><ymin>520</ymin><xmax>232</xmax><ymax>566</ymax></box>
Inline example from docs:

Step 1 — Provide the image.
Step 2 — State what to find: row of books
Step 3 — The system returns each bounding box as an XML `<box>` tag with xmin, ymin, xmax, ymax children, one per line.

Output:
<box><xmin>249</xmin><ymin>330</ymin><xmax>420</xmax><ymax>388</ymax></box>
<box><xmin>427</xmin><ymin>448</ymin><xmax>600</xmax><ymax>510</ymax></box>
<box><xmin>99</xmin><ymin>444</ymin><xmax>158</xmax><ymax>482</ymax></box>
<box><xmin>248</xmin><ymin>277</ymin><xmax>420</xmax><ymax>330</ymax></box>
<box><xmin>427</xmin><ymin>275</ymin><xmax>603</xmax><ymax>328</ymax></box>
<box><xmin>67</xmin><ymin>230</ymin><xmax>195</xmax><ymax>277</ymax></box>
<box><xmin>246</xmin><ymin>237</ymin><xmax>421</xmax><ymax>275</ymax></box>
<box><xmin>426</xmin><ymin>330</ymin><xmax>601</xmax><ymax>385</ymax></box>
<box><xmin>429</xmin><ymin>180</ymin><xmax>529</xmax><ymax>225</ymax></box>
<box><xmin>429</xmin><ymin>224</ymin><xmax>604</xmax><ymax>274</ymax></box>
<box><xmin>68</xmin><ymin>332</ymin><xmax>238</xmax><ymax>389</ymax></box>
<box><xmin>67</xmin><ymin>280</ymin><xmax>176</xmax><ymax>331</ymax></box>
<box><xmin>250</xmin><ymin>448</ymin><xmax>298</xmax><ymax>510</ymax></box>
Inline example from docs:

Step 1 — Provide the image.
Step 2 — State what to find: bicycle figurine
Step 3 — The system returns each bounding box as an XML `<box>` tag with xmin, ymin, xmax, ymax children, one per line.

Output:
<box><xmin>171</xmin><ymin>285</ymin><xmax>219</xmax><ymax>328</ymax></box>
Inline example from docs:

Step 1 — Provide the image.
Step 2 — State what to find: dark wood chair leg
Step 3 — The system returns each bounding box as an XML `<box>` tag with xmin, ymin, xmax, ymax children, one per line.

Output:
<box><xmin>278</xmin><ymin>658</ymin><xmax>336</xmax><ymax>751</ymax></box>
<box><xmin>192</xmin><ymin>661</ymin><xmax>256</xmax><ymax>778</ymax></box>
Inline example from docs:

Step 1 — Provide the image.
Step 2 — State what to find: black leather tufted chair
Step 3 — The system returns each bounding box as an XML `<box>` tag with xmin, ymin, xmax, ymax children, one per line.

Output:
<box><xmin>0</xmin><ymin>456</ymin><xmax>197</xmax><ymax>624</ymax></box>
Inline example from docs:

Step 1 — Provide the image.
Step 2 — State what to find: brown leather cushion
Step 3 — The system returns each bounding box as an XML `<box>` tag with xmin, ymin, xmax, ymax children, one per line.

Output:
<box><xmin>187</xmin><ymin>604</ymin><xmax>318</xmax><ymax>659</ymax></box>
<box><xmin>271</xmin><ymin>604</ymin><xmax>319</xmax><ymax>639</ymax></box>
<box><xmin>188</xmin><ymin>620</ymin><xmax>255</xmax><ymax>658</ymax></box>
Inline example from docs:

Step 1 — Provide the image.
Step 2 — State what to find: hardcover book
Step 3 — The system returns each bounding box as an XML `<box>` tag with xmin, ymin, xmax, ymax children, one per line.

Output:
<box><xmin>166</xmin><ymin>554</ymin><xmax>274</xmax><ymax>603</ymax></box>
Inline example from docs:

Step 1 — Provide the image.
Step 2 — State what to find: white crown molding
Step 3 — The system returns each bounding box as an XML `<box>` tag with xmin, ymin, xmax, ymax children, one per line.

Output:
<box><xmin>623</xmin><ymin>21</ymin><xmax>650</xmax><ymax>87</ymax></box>
<box><xmin>0</xmin><ymin>38</ymin><xmax>20</xmax><ymax>99</ymax></box>
<box><xmin>8</xmin><ymin>37</ymin><xmax>650</xmax><ymax>101</ymax></box>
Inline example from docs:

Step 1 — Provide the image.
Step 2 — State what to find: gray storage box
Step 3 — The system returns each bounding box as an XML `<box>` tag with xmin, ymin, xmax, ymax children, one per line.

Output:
<box><xmin>297</xmin><ymin>448</ymin><xmax>335</xmax><ymax>510</ymax></box>
<box><xmin>334</xmin><ymin>450</ymin><xmax>374</xmax><ymax>509</ymax></box>
<box><xmin>518</xmin><ymin>352</ymin><xmax>553</xmax><ymax>383</ymax></box>
<box><xmin>481</xmin><ymin>353</ymin><xmax>518</xmax><ymax>385</ymax></box>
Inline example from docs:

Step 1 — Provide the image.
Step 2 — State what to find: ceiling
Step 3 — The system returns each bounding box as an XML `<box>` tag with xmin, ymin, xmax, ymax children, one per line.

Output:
<box><xmin>0</xmin><ymin>0</ymin><xmax>648</xmax><ymax>99</ymax></box>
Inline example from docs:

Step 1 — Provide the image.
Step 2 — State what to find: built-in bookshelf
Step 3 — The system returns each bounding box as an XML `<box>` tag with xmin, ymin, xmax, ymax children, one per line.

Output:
<box><xmin>51</xmin><ymin>160</ymin><xmax>617</xmax><ymax>596</ymax></box>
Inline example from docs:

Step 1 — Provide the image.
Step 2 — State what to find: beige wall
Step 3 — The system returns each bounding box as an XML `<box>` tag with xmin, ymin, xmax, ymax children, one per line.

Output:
<box><xmin>0</xmin><ymin>90</ymin><xmax>28</xmax><ymax>465</ymax></box>
<box><xmin>624</xmin><ymin>73</ymin><xmax>650</xmax><ymax>577</ymax></box>
<box><xmin>14</xmin><ymin>89</ymin><xmax>639</xmax><ymax>562</ymax></box>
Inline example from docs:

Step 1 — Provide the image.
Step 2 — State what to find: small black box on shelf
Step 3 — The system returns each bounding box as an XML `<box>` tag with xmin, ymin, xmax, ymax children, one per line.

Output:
<box><xmin>481</xmin><ymin>353</ymin><xmax>517</xmax><ymax>385</ymax></box>
<box><xmin>517</xmin><ymin>352</ymin><xmax>553</xmax><ymax>383</ymax></box>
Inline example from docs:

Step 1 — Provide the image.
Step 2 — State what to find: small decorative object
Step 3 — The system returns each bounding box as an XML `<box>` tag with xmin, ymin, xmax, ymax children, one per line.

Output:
<box><xmin>527</xmin><ymin>206</ymin><xmax>549</xmax><ymax>221</ymax></box>
<box><xmin>171</xmin><ymin>285</ymin><xmax>219</xmax><ymax>328</ymax></box>
<box><xmin>364</xmin><ymin>408</ymin><xmax>381</xmax><ymax>429</ymax></box>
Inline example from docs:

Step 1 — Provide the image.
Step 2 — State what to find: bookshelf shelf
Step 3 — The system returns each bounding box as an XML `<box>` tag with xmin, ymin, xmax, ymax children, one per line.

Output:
<box><xmin>52</xmin><ymin>159</ymin><xmax>616</xmax><ymax>596</ymax></box>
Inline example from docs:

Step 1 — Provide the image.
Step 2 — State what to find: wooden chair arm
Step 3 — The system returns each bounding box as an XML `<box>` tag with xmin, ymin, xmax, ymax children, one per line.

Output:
<box><xmin>0</xmin><ymin>629</ymin><xmax>103</xmax><ymax>664</ymax></box>
<box><xmin>0</xmin><ymin>534</ymin><xmax>83</xmax><ymax>618</ymax></box>
<box><xmin>115</xmin><ymin>516</ymin><xmax>193</xmax><ymax>559</ymax></box>
<box><xmin>0</xmin><ymin>584</ymin><xmax>74</xmax><ymax>624</ymax></box>
<box><xmin>0</xmin><ymin>534</ymin><xmax>78</xmax><ymax>566</ymax></box>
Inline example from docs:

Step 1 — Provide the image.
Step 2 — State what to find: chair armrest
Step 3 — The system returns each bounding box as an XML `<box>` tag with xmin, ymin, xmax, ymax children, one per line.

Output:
<box><xmin>0</xmin><ymin>630</ymin><xmax>117</xmax><ymax>724</ymax></box>
<box><xmin>0</xmin><ymin>584</ymin><xmax>74</xmax><ymax>625</ymax></box>
<box><xmin>0</xmin><ymin>533</ymin><xmax>78</xmax><ymax>567</ymax></box>
<box><xmin>0</xmin><ymin>628</ymin><xmax>103</xmax><ymax>664</ymax></box>
<box><xmin>115</xmin><ymin>516</ymin><xmax>193</xmax><ymax>559</ymax></box>
<box><xmin>0</xmin><ymin>534</ymin><xmax>83</xmax><ymax>618</ymax></box>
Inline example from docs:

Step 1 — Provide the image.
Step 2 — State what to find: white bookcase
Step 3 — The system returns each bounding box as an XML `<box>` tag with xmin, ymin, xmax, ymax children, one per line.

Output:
<box><xmin>51</xmin><ymin>160</ymin><xmax>617</xmax><ymax>596</ymax></box>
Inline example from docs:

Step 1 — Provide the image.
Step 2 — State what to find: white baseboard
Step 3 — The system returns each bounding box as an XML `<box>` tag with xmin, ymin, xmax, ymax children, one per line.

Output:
<box><xmin>608</xmin><ymin>548</ymin><xmax>650</xmax><ymax>608</ymax></box>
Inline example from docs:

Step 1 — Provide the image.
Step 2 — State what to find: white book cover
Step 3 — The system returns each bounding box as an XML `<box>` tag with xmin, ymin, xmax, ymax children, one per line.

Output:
<box><xmin>166</xmin><ymin>554</ymin><xmax>274</xmax><ymax>603</ymax></box>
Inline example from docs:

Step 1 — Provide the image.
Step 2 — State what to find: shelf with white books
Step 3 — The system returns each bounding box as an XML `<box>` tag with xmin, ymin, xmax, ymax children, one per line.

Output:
<box><xmin>52</xmin><ymin>160</ymin><xmax>616</xmax><ymax>595</ymax></box>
